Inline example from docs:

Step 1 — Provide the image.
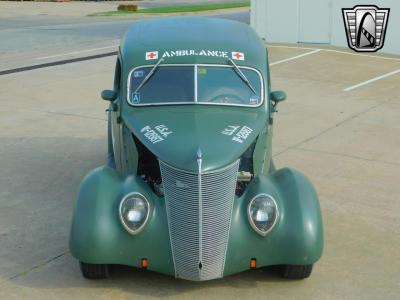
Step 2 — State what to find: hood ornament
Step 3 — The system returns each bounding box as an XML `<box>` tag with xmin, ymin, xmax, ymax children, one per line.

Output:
<box><xmin>196</xmin><ymin>148</ymin><xmax>202</xmax><ymax>159</ymax></box>
<box><xmin>196</xmin><ymin>147</ymin><xmax>202</xmax><ymax>174</ymax></box>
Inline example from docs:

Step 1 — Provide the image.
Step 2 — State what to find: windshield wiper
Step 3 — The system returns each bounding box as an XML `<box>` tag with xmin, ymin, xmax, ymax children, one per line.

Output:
<box><xmin>134</xmin><ymin>58</ymin><xmax>164</xmax><ymax>93</ymax></box>
<box><xmin>228</xmin><ymin>58</ymin><xmax>257</xmax><ymax>94</ymax></box>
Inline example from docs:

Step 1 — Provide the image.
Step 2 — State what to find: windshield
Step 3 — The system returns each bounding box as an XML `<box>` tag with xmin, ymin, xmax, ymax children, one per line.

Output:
<box><xmin>128</xmin><ymin>65</ymin><xmax>263</xmax><ymax>106</ymax></box>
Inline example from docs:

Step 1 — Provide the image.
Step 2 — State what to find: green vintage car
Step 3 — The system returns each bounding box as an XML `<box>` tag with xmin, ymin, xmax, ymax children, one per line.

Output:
<box><xmin>69</xmin><ymin>17</ymin><xmax>323</xmax><ymax>281</ymax></box>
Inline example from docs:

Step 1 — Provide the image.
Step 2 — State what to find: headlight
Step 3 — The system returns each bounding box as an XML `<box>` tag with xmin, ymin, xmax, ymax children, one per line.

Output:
<box><xmin>248</xmin><ymin>194</ymin><xmax>278</xmax><ymax>236</ymax></box>
<box><xmin>119</xmin><ymin>192</ymin><xmax>150</xmax><ymax>235</ymax></box>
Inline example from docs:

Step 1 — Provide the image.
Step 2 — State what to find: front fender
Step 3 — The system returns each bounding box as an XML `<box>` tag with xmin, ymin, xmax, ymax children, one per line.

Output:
<box><xmin>69</xmin><ymin>166</ymin><xmax>174</xmax><ymax>275</ymax></box>
<box><xmin>70</xmin><ymin>166</ymin><xmax>322</xmax><ymax>278</ymax></box>
<box><xmin>224</xmin><ymin>167</ymin><xmax>323</xmax><ymax>276</ymax></box>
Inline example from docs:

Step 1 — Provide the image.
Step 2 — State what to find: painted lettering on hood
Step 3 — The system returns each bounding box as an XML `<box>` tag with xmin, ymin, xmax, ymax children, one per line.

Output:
<box><xmin>141</xmin><ymin>125</ymin><xmax>173</xmax><ymax>144</ymax></box>
<box><xmin>222</xmin><ymin>125</ymin><xmax>253</xmax><ymax>143</ymax></box>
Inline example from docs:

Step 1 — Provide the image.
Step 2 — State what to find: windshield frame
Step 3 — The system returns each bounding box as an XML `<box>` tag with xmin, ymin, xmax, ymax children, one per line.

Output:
<box><xmin>126</xmin><ymin>64</ymin><xmax>265</xmax><ymax>108</ymax></box>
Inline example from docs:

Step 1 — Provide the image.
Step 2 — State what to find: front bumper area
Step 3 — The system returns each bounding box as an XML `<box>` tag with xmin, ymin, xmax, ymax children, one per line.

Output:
<box><xmin>70</xmin><ymin>166</ymin><xmax>323</xmax><ymax>280</ymax></box>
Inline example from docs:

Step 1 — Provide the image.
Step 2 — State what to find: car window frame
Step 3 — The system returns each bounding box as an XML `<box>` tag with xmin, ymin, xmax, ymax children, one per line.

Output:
<box><xmin>126</xmin><ymin>63</ymin><xmax>265</xmax><ymax>108</ymax></box>
<box><xmin>114</xmin><ymin>58</ymin><xmax>122</xmax><ymax>94</ymax></box>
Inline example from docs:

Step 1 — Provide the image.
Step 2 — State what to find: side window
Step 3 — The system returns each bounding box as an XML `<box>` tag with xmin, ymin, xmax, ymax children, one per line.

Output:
<box><xmin>114</xmin><ymin>58</ymin><xmax>122</xmax><ymax>93</ymax></box>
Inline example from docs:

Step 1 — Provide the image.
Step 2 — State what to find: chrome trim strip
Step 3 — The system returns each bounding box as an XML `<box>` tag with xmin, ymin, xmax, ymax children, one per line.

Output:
<box><xmin>197</xmin><ymin>148</ymin><xmax>202</xmax><ymax>273</ymax></box>
<box><xmin>126</xmin><ymin>63</ymin><xmax>265</xmax><ymax>108</ymax></box>
<box><xmin>194</xmin><ymin>64</ymin><xmax>198</xmax><ymax>103</ymax></box>
<box><xmin>159</xmin><ymin>158</ymin><xmax>240</xmax><ymax>175</ymax></box>
<box><xmin>159</xmin><ymin>170</ymin><xmax>177</xmax><ymax>278</ymax></box>
<box><xmin>118</xmin><ymin>192</ymin><xmax>150</xmax><ymax>235</ymax></box>
<box><xmin>126</xmin><ymin>101</ymin><xmax>263</xmax><ymax>108</ymax></box>
<box><xmin>247</xmin><ymin>193</ymin><xmax>279</xmax><ymax>236</ymax></box>
<box><xmin>160</xmin><ymin>159</ymin><xmax>240</xmax><ymax>281</ymax></box>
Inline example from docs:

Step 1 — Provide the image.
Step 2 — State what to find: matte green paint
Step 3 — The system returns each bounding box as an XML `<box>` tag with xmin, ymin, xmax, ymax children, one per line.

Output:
<box><xmin>120</xmin><ymin>17</ymin><xmax>267</xmax><ymax>71</ymax></box>
<box><xmin>118</xmin><ymin>17</ymin><xmax>269</xmax><ymax>174</ymax></box>
<box><xmin>123</xmin><ymin>106</ymin><xmax>267</xmax><ymax>172</ymax></box>
<box><xmin>224</xmin><ymin>168</ymin><xmax>323</xmax><ymax>275</ymax></box>
<box><xmin>271</xmin><ymin>90</ymin><xmax>287</xmax><ymax>103</ymax></box>
<box><xmin>101</xmin><ymin>90</ymin><xmax>118</xmax><ymax>102</ymax></box>
<box><xmin>70</xmin><ymin>167</ymin><xmax>174</xmax><ymax>274</ymax></box>
<box><xmin>70</xmin><ymin>17</ymin><xmax>323</xmax><ymax>279</ymax></box>
<box><xmin>69</xmin><ymin>167</ymin><xmax>323</xmax><ymax>276</ymax></box>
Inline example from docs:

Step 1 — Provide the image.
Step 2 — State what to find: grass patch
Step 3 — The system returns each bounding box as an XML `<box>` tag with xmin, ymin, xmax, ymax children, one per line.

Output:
<box><xmin>89</xmin><ymin>1</ymin><xmax>250</xmax><ymax>16</ymax></box>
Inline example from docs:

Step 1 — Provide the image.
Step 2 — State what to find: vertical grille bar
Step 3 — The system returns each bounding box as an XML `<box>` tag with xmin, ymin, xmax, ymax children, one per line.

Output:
<box><xmin>160</xmin><ymin>160</ymin><xmax>239</xmax><ymax>281</ymax></box>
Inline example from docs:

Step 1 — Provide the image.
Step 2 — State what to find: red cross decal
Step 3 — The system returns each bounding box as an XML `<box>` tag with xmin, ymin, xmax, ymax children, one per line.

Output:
<box><xmin>145</xmin><ymin>51</ymin><xmax>158</xmax><ymax>60</ymax></box>
<box><xmin>232</xmin><ymin>51</ymin><xmax>244</xmax><ymax>61</ymax></box>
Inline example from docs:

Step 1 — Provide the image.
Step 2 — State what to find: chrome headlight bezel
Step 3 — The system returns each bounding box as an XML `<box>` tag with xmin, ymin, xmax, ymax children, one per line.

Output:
<box><xmin>247</xmin><ymin>193</ymin><xmax>279</xmax><ymax>236</ymax></box>
<box><xmin>119</xmin><ymin>192</ymin><xmax>150</xmax><ymax>235</ymax></box>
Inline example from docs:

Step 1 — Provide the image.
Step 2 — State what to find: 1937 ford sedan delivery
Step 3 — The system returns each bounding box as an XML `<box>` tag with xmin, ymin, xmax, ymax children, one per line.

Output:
<box><xmin>69</xmin><ymin>16</ymin><xmax>323</xmax><ymax>281</ymax></box>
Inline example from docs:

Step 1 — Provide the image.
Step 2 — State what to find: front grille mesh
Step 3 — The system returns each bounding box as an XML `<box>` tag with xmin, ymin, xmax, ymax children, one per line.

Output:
<box><xmin>160</xmin><ymin>160</ymin><xmax>239</xmax><ymax>281</ymax></box>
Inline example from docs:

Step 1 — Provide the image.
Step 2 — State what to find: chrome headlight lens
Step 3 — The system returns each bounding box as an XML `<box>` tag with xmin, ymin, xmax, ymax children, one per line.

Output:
<box><xmin>119</xmin><ymin>192</ymin><xmax>150</xmax><ymax>235</ymax></box>
<box><xmin>248</xmin><ymin>194</ymin><xmax>278</xmax><ymax>236</ymax></box>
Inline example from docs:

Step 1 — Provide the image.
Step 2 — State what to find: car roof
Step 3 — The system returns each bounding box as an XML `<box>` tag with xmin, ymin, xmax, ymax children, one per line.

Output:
<box><xmin>120</xmin><ymin>16</ymin><xmax>267</xmax><ymax>71</ymax></box>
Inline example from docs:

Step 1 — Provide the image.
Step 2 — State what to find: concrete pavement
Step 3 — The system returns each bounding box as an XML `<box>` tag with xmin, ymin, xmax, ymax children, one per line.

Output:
<box><xmin>0</xmin><ymin>1</ymin><xmax>249</xmax><ymax>70</ymax></box>
<box><xmin>0</xmin><ymin>43</ymin><xmax>399</xmax><ymax>299</ymax></box>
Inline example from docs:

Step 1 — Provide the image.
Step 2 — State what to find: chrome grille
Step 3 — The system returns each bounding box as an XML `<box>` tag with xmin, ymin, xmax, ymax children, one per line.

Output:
<box><xmin>160</xmin><ymin>160</ymin><xmax>239</xmax><ymax>281</ymax></box>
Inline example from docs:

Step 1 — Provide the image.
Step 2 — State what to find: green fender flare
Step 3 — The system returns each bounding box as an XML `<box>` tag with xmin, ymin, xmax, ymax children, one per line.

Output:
<box><xmin>70</xmin><ymin>166</ymin><xmax>323</xmax><ymax>277</ymax></box>
<box><xmin>224</xmin><ymin>167</ymin><xmax>324</xmax><ymax>275</ymax></box>
<box><xmin>69</xmin><ymin>166</ymin><xmax>174</xmax><ymax>275</ymax></box>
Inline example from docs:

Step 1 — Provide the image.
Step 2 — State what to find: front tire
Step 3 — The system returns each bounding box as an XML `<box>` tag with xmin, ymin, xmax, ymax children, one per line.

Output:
<box><xmin>282</xmin><ymin>264</ymin><xmax>313</xmax><ymax>279</ymax></box>
<box><xmin>80</xmin><ymin>262</ymin><xmax>110</xmax><ymax>279</ymax></box>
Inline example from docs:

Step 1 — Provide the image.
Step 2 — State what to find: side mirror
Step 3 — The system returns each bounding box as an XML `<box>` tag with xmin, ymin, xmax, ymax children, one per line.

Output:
<box><xmin>270</xmin><ymin>90</ymin><xmax>286</xmax><ymax>114</ymax></box>
<box><xmin>101</xmin><ymin>90</ymin><xmax>118</xmax><ymax>101</ymax></box>
<box><xmin>270</xmin><ymin>90</ymin><xmax>287</xmax><ymax>103</ymax></box>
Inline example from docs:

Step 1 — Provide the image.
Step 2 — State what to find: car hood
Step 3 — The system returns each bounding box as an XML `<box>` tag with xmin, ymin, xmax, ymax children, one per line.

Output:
<box><xmin>123</xmin><ymin>105</ymin><xmax>268</xmax><ymax>173</ymax></box>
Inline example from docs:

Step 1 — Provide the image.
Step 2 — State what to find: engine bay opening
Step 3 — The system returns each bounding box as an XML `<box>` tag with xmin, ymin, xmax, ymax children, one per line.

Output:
<box><xmin>132</xmin><ymin>134</ymin><xmax>256</xmax><ymax>197</ymax></box>
<box><xmin>132</xmin><ymin>134</ymin><xmax>164</xmax><ymax>197</ymax></box>
<box><xmin>235</xmin><ymin>139</ymin><xmax>256</xmax><ymax>196</ymax></box>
